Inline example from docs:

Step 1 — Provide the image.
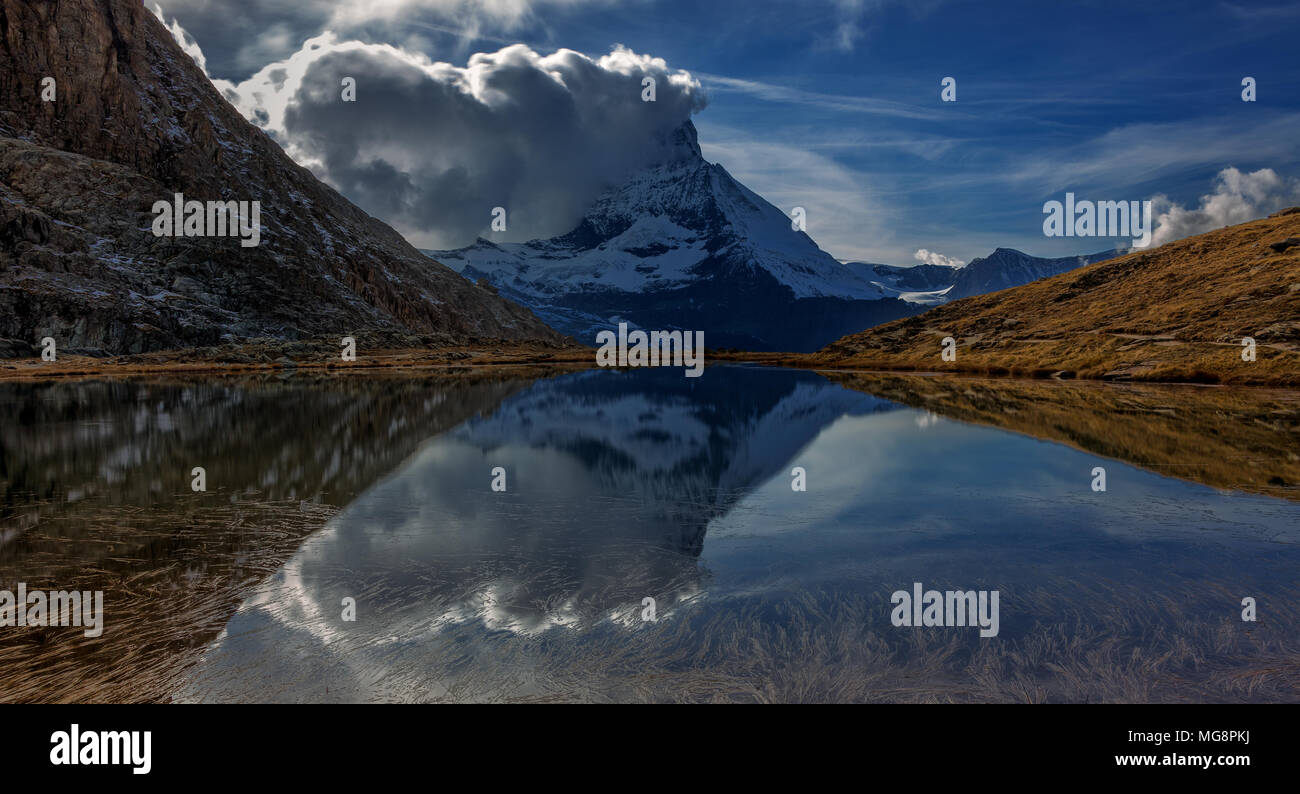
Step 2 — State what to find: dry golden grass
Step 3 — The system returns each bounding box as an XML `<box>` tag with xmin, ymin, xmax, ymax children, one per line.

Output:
<box><xmin>0</xmin><ymin>341</ymin><xmax>595</xmax><ymax>382</ymax></box>
<box><xmin>800</xmin><ymin>208</ymin><xmax>1300</xmax><ymax>386</ymax></box>
<box><xmin>0</xmin><ymin>498</ymin><xmax>338</xmax><ymax>702</ymax></box>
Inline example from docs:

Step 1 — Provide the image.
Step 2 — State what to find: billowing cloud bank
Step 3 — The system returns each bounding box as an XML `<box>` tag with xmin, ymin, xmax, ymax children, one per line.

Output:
<box><xmin>157</xmin><ymin>6</ymin><xmax>705</xmax><ymax>249</ymax></box>
<box><xmin>1150</xmin><ymin>167</ymin><xmax>1300</xmax><ymax>248</ymax></box>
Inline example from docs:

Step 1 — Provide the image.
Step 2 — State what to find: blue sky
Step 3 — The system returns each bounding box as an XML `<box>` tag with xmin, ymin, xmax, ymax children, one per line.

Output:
<box><xmin>158</xmin><ymin>0</ymin><xmax>1300</xmax><ymax>265</ymax></box>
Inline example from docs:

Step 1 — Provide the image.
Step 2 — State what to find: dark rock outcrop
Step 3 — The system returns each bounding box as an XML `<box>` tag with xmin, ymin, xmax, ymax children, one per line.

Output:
<box><xmin>0</xmin><ymin>0</ymin><xmax>564</xmax><ymax>354</ymax></box>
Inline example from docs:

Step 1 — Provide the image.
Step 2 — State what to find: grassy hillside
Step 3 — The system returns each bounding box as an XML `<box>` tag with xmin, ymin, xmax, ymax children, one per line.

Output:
<box><xmin>808</xmin><ymin>208</ymin><xmax>1300</xmax><ymax>386</ymax></box>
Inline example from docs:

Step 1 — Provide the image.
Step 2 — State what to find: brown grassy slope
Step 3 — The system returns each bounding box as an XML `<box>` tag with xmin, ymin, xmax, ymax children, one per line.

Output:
<box><xmin>809</xmin><ymin>209</ymin><xmax>1300</xmax><ymax>386</ymax></box>
<box><xmin>0</xmin><ymin>339</ymin><xmax>594</xmax><ymax>381</ymax></box>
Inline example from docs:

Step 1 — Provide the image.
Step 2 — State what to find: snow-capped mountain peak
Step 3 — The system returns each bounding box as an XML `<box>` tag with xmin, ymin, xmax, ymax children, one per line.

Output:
<box><xmin>427</xmin><ymin>122</ymin><xmax>907</xmax><ymax>351</ymax></box>
<box><xmin>423</xmin><ymin>122</ymin><xmax>1122</xmax><ymax>351</ymax></box>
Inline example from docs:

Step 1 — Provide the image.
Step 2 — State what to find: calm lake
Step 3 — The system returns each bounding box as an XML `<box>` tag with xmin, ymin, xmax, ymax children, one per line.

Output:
<box><xmin>2</xmin><ymin>365</ymin><xmax>1298</xmax><ymax>702</ymax></box>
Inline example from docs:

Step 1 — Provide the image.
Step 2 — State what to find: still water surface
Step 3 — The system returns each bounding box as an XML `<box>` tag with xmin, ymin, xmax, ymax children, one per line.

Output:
<box><xmin>2</xmin><ymin>366</ymin><xmax>1297</xmax><ymax>702</ymax></box>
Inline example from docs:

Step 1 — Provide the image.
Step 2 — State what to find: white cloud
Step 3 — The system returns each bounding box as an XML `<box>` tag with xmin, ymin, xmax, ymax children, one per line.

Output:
<box><xmin>152</xmin><ymin>0</ymin><xmax>621</xmax><ymax>78</ymax></box>
<box><xmin>817</xmin><ymin>0</ymin><xmax>944</xmax><ymax>53</ymax></box>
<box><xmin>327</xmin><ymin>0</ymin><xmax>624</xmax><ymax>50</ymax></box>
<box><xmin>154</xmin><ymin>10</ymin><xmax>706</xmax><ymax>249</ymax></box>
<box><xmin>1149</xmin><ymin>167</ymin><xmax>1300</xmax><ymax>247</ymax></box>
<box><xmin>330</xmin><ymin>0</ymin><xmax>606</xmax><ymax>29</ymax></box>
<box><xmin>912</xmin><ymin>248</ymin><xmax>964</xmax><ymax>267</ymax></box>
<box><xmin>153</xmin><ymin>4</ymin><xmax>209</xmax><ymax>72</ymax></box>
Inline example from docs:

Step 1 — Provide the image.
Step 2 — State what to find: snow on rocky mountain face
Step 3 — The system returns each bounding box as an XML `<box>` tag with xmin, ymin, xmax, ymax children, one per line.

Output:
<box><xmin>841</xmin><ymin>249</ymin><xmax>1123</xmax><ymax>307</ymax></box>
<box><xmin>426</xmin><ymin>122</ymin><xmax>917</xmax><ymax>352</ymax></box>
<box><xmin>847</xmin><ymin>262</ymin><xmax>959</xmax><ymax>306</ymax></box>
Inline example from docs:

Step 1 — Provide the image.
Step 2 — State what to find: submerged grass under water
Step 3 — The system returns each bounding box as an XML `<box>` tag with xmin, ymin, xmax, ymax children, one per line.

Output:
<box><xmin>3</xmin><ymin>369</ymin><xmax>1299</xmax><ymax>703</ymax></box>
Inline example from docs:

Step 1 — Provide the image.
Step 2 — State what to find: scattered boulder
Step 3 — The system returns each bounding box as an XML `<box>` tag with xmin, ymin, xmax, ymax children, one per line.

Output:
<box><xmin>0</xmin><ymin>337</ymin><xmax>36</xmax><ymax>357</ymax></box>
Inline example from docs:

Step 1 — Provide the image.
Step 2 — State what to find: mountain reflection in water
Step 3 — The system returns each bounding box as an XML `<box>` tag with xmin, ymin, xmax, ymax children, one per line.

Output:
<box><xmin>177</xmin><ymin>367</ymin><xmax>1299</xmax><ymax>703</ymax></box>
<box><xmin>2</xmin><ymin>366</ymin><xmax>1298</xmax><ymax>702</ymax></box>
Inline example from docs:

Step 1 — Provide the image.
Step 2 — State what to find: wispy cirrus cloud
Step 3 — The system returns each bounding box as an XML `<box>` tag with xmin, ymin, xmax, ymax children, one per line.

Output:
<box><xmin>827</xmin><ymin>0</ymin><xmax>870</xmax><ymax>51</ymax></box>
<box><xmin>1221</xmin><ymin>1</ymin><xmax>1300</xmax><ymax>21</ymax></box>
<box><xmin>818</xmin><ymin>0</ymin><xmax>945</xmax><ymax>52</ymax></box>
<box><xmin>698</xmin><ymin>72</ymin><xmax>957</xmax><ymax>121</ymax></box>
<box><xmin>700</xmin><ymin>125</ymin><xmax>897</xmax><ymax>263</ymax></box>
<box><xmin>1000</xmin><ymin>113</ymin><xmax>1300</xmax><ymax>193</ymax></box>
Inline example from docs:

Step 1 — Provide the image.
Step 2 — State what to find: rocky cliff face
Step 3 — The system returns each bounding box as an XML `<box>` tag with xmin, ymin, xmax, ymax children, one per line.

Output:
<box><xmin>0</xmin><ymin>0</ymin><xmax>564</xmax><ymax>355</ymax></box>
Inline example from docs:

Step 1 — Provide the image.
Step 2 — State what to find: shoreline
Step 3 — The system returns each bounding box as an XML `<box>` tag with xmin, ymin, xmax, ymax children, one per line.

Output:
<box><xmin>712</xmin><ymin>350</ymin><xmax>1300</xmax><ymax>389</ymax></box>
<box><xmin>0</xmin><ymin>344</ymin><xmax>594</xmax><ymax>382</ymax></box>
<box><xmin>1</xmin><ymin>343</ymin><xmax>1297</xmax><ymax>389</ymax></box>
